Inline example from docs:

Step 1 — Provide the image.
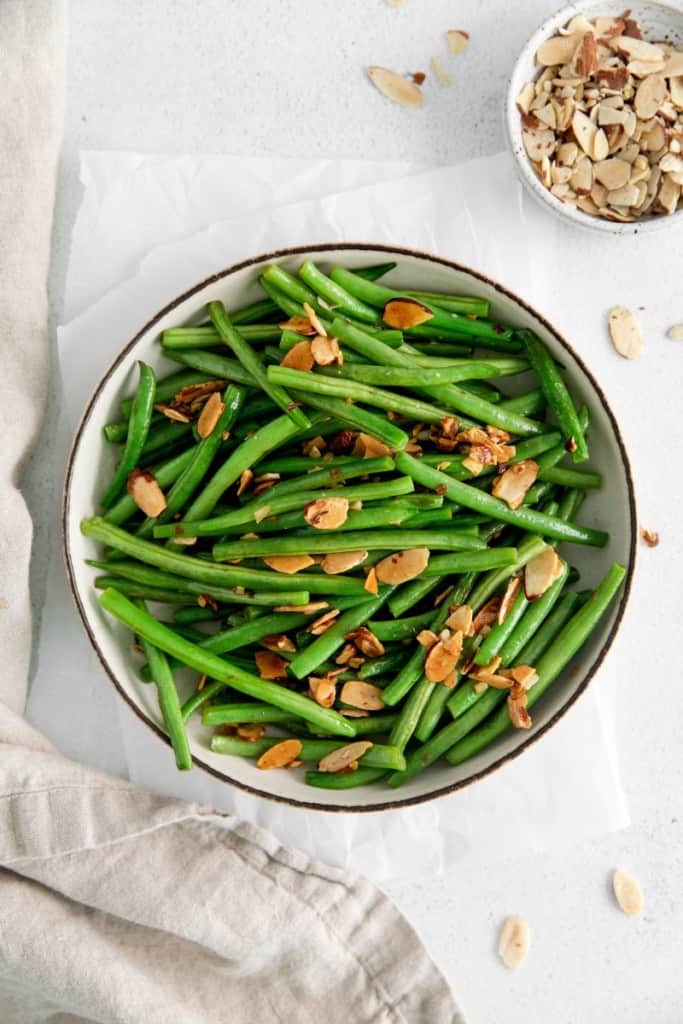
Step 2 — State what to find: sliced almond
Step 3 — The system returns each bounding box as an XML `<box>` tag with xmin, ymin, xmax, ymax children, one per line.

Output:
<box><xmin>318</xmin><ymin>740</ymin><xmax>373</xmax><ymax>773</ymax></box>
<box><xmin>155</xmin><ymin>403</ymin><xmax>191</xmax><ymax>423</ymax></box>
<box><xmin>346</xmin><ymin>626</ymin><xmax>385</xmax><ymax>658</ymax></box>
<box><xmin>278</xmin><ymin>316</ymin><xmax>316</xmax><ymax>335</ymax></box>
<box><xmin>509</xmin><ymin>665</ymin><xmax>539</xmax><ymax>690</ymax></box>
<box><xmin>627</xmin><ymin>58</ymin><xmax>666</xmax><ymax>78</ymax></box>
<box><xmin>592</xmin><ymin>127</ymin><xmax>609</xmax><ymax>161</ymax></box>
<box><xmin>126</xmin><ymin>469</ymin><xmax>167</xmax><ymax>518</ymax></box>
<box><xmin>262</xmin><ymin>554</ymin><xmax>315</xmax><ymax>574</ymax></box>
<box><xmin>660</xmin><ymin>153</ymin><xmax>683</xmax><ymax>174</ymax></box>
<box><xmin>254</xmin><ymin>650</ymin><xmax>288</xmax><ymax>681</ymax></box>
<box><xmin>492</xmin><ymin>460</ymin><xmax>539</xmax><ymax>510</ymax></box>
<box><xmin>507</xmin><ymin>682</ymin><xmax>532</xmax><ymax>729</ymax></box>
<box><xmin>607</xmin><ymin>182</ymin><xmax>640</xmax><ymax>206</ymax></box>
<box><xmin>516</xmin><ymin>81</ymin><xmax>536</xmax><ymax>114</ymax></box>
<box><xmin>613</xmin><ymin>36</ymin><xmax>664</xmax><ymax>63</ymax></box>
<box><xmin>311</xmin><ymin>334</ymin><xmax>342</xmax><ymax>366</ymax></box>
<box><xmin>498</xmin><ymin>576</ymin><xmax>522</xmax><ymax>624</ymax></box>
<box><xmin>425</xmin><ymin>632</ymin><xmax>463</xmax><ymax>682</ymax></box>
<box><xmin>367</xmin><ymin>66</ymin><xmax>424</xmax><ymax>106</ymax></box>
<box><xmin>524</xmin><ymin>547</ymin><xmax>563</xmax><ymax>600</ymax></box>
<box><xmin>446</xmin><ymin>29</ymin><xmax>469</xmax><ymax>55</ymax></box>
<box><xmin>197</xmin><ymin>391</ymin><xmax>225</xmax><ymax>438</ymax></box>
<box><xmin>262</xmin><ymin>633</ymin><xmax>296</xmax><ymax>653</ymax></box>
<box><xmin>256</xmin><ymin>738</ymin><xmax>302</xmax><ymax>770</ymax></box>
<box><xmin>430</xmin><ymin>55</ymin><xmax>452</xmax><ymax>87</ymax></box>
<box><xmin>572</xmin><ymin>108</ymin><xmax>597</xmax><ymax>154</ymax></box>
<box><xmin>613</xmin><ymin>869</ymin><xmax>644</xmax><ymax>916</ymax></box>
<box><xmin>375</xmin><ymin>547</ymin><xmax>429</xmax><ymax>585</ymax></box>
<box><xmin>340</xmin><ymin>679</ymin><xmax>385</xmax><ymax>710</ymax></box>
<box><xmin>307</xmin><ymin>609</ymin><xmax>341</xmax><ymax>636</ymax></box>
<box><xmin>281</xmin><ymin>340</ymin><xmax>314</xmax><ymax>371</ymax></box>
<box><xmin>309</xmin><ymin>675</ymin><xmax>337</xmax><ymax>708</ymax></box>
<box><xmin>670</xmin><ymin>76</ymin><xmax>683</xmax><ymax>108</ymax></box>
<box><xmin>537</xmin><ymin>34</ymin><xmax>579</xmax><ymax>66</ymax></box>
<box><xmin>302</xmin><ymin>302</ymin><xmax>326</xmax><ymax>337</ymax></box>
<box><xmin>635</xmin><ymin>74</ymin><xmax>666</xmax><ymax>120</ymax></box>
<box><xmin>498</xmin><ymin>916</ymin><xmax>530</xmax><ymax>970</ymax></box>
<box><xmin>667</xmin><ymin>323</ymin><xmax>683</xmax><ymax>341</ymax></box>
<box><xmin>472</xmin><ymin>597</ymin><xmax>501</xmax><ymax>635</ymax></box>
<box><xmin>383</xmin><ymin>297</ymin><xmax>434</xmax><ymax>329</ymax></box>
<box><xmin>658</xmin><ymin>173</ymin><xmax>681</xmax><ymax>214</ymax></box>
<box><xmin>303</xmin><ymin>496</ymin><xmax>349</xmax><ymax>530</ymax></box>
<box><xmin>594</xmin><ymin>157</ymin><xmax>631</xmax><ymax>189</ymax></box>
<box><xmin>353</xmin><ymin>433</ymin><xmax>393</xmax><ymax>458</ymax></box>
<box><xmin>523</xmin><ymin>127</ymin><xmax>556</xmax><ymax>162</ymax></box>
<box><xmin>570</xmin><ymin>154</ymin><xmax>594</xmax><ymax>193</ymax></box>
<box><xmin>608</xmin><ymin>305</ymin><xmax>643</xmax><ymax>358</ymax></box>
<box><xmin>663</xmin><ymin>50</ymin><xmax>683</xmax><ymax>77</ymax></box>
<box><xmin>417</xmin><ymin>629</ymin><xmax>439</xmax><ymax>648</ymax></box>
<box><xmin>275</xmin><ymin>600</ymin><xmax>329</xmax><ymax>614</ymax></box>
<box><xmin>236</xmin><ymin>468</ymin><xmax>253</xmax><ymax>497</ymax></box>
<box><xmin>446</xmin><ymin>604</ymin><xmax>474</xmax><ymax>635</ymax></box>
<box><xmin>320</xmin><ymin>550</ymin><xmax>367</xmax><ymax>574</ymax></box>
<box><xmin>576</xmin><ymin>31</ymin><xmax>598</xmax><ymax>77</ymax></box>
<box><xmin>173</xmin><ymin>380</ymin><xmax>226</xmax><ymax>407</ymax></box>
<box><xmin>364</xmin><ymin>566</ymin><xmax>379</xmax><ymax>595</ymax></box>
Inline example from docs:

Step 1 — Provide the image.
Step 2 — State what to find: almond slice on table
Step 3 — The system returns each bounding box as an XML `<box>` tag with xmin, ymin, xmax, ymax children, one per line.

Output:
<box><xmin>608</xmin><ymin>305</ymin><xmax>643</xmax><ymax>358</ymax></box>
<box><xmin>367</xmin><ymin>66</ymin><xmax>424</xmax><ymax>107</ymax></box>
<box><xmin>430</xmin><ymin>56</ymin><xmax>452</xmax><ymax>87</ymax></box>
<box><xmin>256</xmin><ymin>739</ymin><xmax>302</xmax><ymax>770</ymax></box>
<box><xmin>667</xmin><ymin>323</ymin><xmax>683</xmax><ymax>341</ymax></box>
<box><xmin>126</xmin><ymin>469</ymin><xmax>167</xmax><ymax>517</ymax></box>
<box><xmin>318</xmin><ymin>741</ymin><xmax>373</xmax><ymax>773</ymax></box>
<box><xmin>311</xmin><ymin>334</ymin><xmax>342</xmax><ymax>366</ymax></box>
<box><xmin>320</xmin><ymin>550</ymin><xmax>368</xmax><ymax>574</ymax></box>
<box><xmin>383</xmin><ymin>298</ymin><xmax>434</xmax><ymax>328</ymax></box>
<box><xmin>492</xmin><ymin>460</ymin><xmax>539</xmax><ymax>510</ymax></box>
<box><xmin>254</xmin><ymin>650</ymin><xmax>289</xmax><ymax>681</ymax></box>
<box><xmin>498</xmin><ymin>916</ymin><xmax>530</xmax><ymax>969</ymax></box>
<box><xmin>375</xmin><ymin>547</ymin><xmax>429</xmax><ymax>584</ymax></box>
<box><xmin>309</xmin><ymin>675</ymin><xmax>337</xmax><ymax>708</ymax></box>
<box><xmin>524</xmin><ymin>547</ymin><xmax>563</xmax><ymax>600</ymax></box>
<box><xmin>507</xmin><ymin>682</ymin><xmax>532</xmax><ymax>729</ymax></box>
<box><xmin>340</xmin><ymin>679</ymin><xmax>385</xmax><ymax>710</ymax></box>
<box><xmin>613</xmin><ymin>869</ymin><xmax>644</xmax><ymax>915</ymax></box>
<box><xmin>262</xmin><ymin>554</ymin><xmax>315</xmax><ymax>574</ymax></box>
<box><xmin>303</xmin><ymin>496</ymin><xmax>349</xmax><ymax>530</ymax></box>
<box><xmin>281</xmin><ymin>340</ymin><xmax>314</xmax><ymax>371</ymax></box>
<box><xmin>446</xmin><ymin>29</ymin><xmax>469</xmax><ymax>55</ymax></box>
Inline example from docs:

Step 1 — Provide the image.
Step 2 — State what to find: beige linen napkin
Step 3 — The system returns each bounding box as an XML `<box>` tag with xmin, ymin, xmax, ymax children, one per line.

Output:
<box><xmin>0</xmin><ymin>3</ymin><xmax>463</xmax><ymax>1021</ymax></box>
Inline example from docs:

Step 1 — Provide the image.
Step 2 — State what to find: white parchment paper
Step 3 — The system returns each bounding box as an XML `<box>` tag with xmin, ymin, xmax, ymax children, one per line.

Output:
<box><xmin>29</xmin><ymin>151</ymin><xmax>629</xmax><ymax>883</ymax></box>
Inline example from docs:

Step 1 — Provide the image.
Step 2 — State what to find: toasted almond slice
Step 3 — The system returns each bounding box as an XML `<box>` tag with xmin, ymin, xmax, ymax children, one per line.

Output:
<box><xmin>234</xmin><ymin>722</ymin><xmax>265</xmax><ymax>742</ymax></box>
<box><xmin>262</xmin><ymin>554</ymin><xmax>315</xmax><ymax>574</ymax></box>
<box><xmin>275</xmin><ymin>600</ymin><xmax>328</xmax><ymax>614</ymax></box>
<box><xmin>498</xmin><ymin>916</ymin><xmax>530</xmax><ymax>970</ymax></box>
<box><xmin>262</xmin><ymin>633</ymin><xmax>297</xmax><ymax>653</ymax></box>
<box><xmin>308</xmin><ymin>608</ymin><xmax>341</xmax><ymax>635</ymax></box>
<box><xmin>346</xmin><ymin>625</ymin><xmax>385</xmax><ymax>658</ymax></box>
<box><xmin>537</xmin><ymin>33</ymin><xmax>579</xmax><ymax>66</ymax></box>
<box><xmin>594</xmin><ymin>157</ymin><xmax>631</xmax><ymax>189</ymax></box>
<box><xmin>302</xmin><ymin>301</ymin><xmax>326</xmax><ymax>337</ymax></box>
<box><xmin>608</xmin><ymin>305</ymin><xmax>643</xmax><ymax>358</ymax></box>
<box><xmin>364</xmin><ymin>566</ymin><xmax>379</xmax><ymax>594</ymax></box>
<box><xmin>635</xmin><ymin>73</ymin><xmax>666</xmax><ymax>119</ymax></box>
<box><xmin>613</xmin><ymin>36</ymin><xmax>664</xmax><ymax>63</ymax></box>
<box><xmin>367</xmin><ymin>66</ymin><xmax>424</xmax><ymax>106</ymax></box>
<box><xmin>311</xmin><ymin>334</ymin><xmax>342</xmax><ymax>366</ymax></box>
<box><xmin>309</xmin><ymin>675</ymin><xmax>337</xmax><ymax>708</ymax></box>
<box><xmin>417</xmin><ymin>629</ymin><xmax>439</xmax><ymax>648</ymax></box>
<box><xmin>492</xmin><ymin>460</ymin><xmax>539</xmax><ymax>511</ymax></box>
<box><xmin>281</xmin><ymin>340</ymin><xmax>314</xmax><ymax>371</ymax></box>
<box><xmin>318</xmin><ymin>740</ymin><xmax>373</xmax><ymax>773</ymax></box>
<box><xmin>667</xmin><ymin>323</ymin><xmax>683</xmax><ymax>341</ymax></box>
<box><xmin>256</xmin><ymin>738</ymin><xmax>302</xmax><ymax>770</ymax></box>
<box><xmin>498</xmin><ymin>576</ymin><xmax>522</xmax><ymax>624</ymax></box>
<box><xmin>425</xmin><ymin>636</ymin><xmax>462</xmax><ymax>683</ymax></box>
<box><xmin>155</xmin><ymin>402</ymin><xmax>191</xmax><ymax>423</ymax></box>
<box><xmin>320</xmin><ymin>550</ymin><xmax>368</xmax><ymax>574</ymax></box>
<box><xmin>303</xmin><ymin>496</ymin><xmax>349</xmax><ymax>530</ymax></box>
<box><xmin>508</xmin><ymin>682</ymin><xmax>532</xmax><ymax>729</ymax></box>
<box><xmin>340</xmin><ymin>679</ymin><xmax>385</xmax><ymax>710</ymax></box>
<box><xmin>576</xmin><ymin>31</ymin><xmax>598</xmax><ymax>77</ymax></box>
<box><xmin>353</xmin><ymin>432</ymin><xmax>393</xmax><ymax>457</ymax></box>
<box><xmin>174</xmin><ymin>380</ymin><xmax>226</xmax><ymax>406</ymax></box>
<box><xmin>254</xmin><ymin>650</ymin><xmax>288</xmax><ymax>681</ymax></box>
<box><xmin>613</xmin><ymin>869</ymin><xmax>644</xmax><ymax>915</ymax></box>
<box><xmin>278</xmin><ymin>316</ymin><xmax>316</xmax><ymax>335</ymax></box>
<box><xmin>572</xmin><ymin>108</ymin><xmax>597</xmax><ymax>154</ymax></box>
<box><xmin>472</xmin><ymin>597</ymin><xmax>501</xmax><ymax>635</ymax></box>
<box><xmin>237</xmin><ymin>468</ymin><xmax>253</xmax><ymax>497</ymax></box>
<box><xmin>446</xmin><ymin>29</ymin><xmax>469</xmax><ymax>55</ymax></box>
<box><xmin>446</xmin><ymin>604</ymin><xmax>474</xmax><ymax>635</ymax></box>
<box><xmin>375</xmin><ymin>547</ymin><xmax>429</xmax><ymax>585</ymax></box>
<box><xmin>383</xmin><ymin>298</ymin><xmax>434</xmax><ymax>328</ymax></box>
<box><xmin>524</xmin><ymin>547</ymin><xmax>563</xmax><ymax>600</ymax></box>
<box><xmin>510</xmin><ymin>665</ymin><xmax>539</xmax><ymax>690</ymax></box>
<box><xmin>195</xmin><ymin>391</ymin><xmax>224</xmax><ymax>438</ymax></box>
<box><xmin>126</xmin><ymin>469</ymin><xmax>167</xmax><ymax>518</ymax></box>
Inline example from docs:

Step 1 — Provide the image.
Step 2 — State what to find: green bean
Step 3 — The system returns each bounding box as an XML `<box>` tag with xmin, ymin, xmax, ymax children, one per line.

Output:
<box><xmin>473</xmin><ymin>584</ymin><xmax>530</xmax><ymax>666</ymax></box>
<box><xmin>99</xmin><ymin>587</ymin><xmax>356</xmax><ymax>737</ymax></box>
<box><xmin>468</xmin><ymin>534</ymin><xmax>547</xmax><ymax>612</ymax></box>
<box><xmin>240</xmin><ymin>455</ymin><xmax>395</xmax><ymax>505</ymax></box>
<box><xmin>387</xmin><ymin>575</ymin><xmax>444</xmax><ymax>618</ymax></box>
<box><xmin>520</xmin><ymin>329</ymin><xmax>588</xmax><ymax>462</ymax></box>
<box><xmin>446</xmin><ymin>564</ymin><xmax>625</xmax><ymax>765</ymax></box>
<box><xmin>404</xmin><ymin>291</ymin><xmax>490</xmax><ymax>317</ymax></box>
<box><xmin>297</xmin><ymin>259</ymin><xmax>382</xmax><ymax>324</ymax></box>
<box><xmin>557</xmin><ymin>488</ymin><xmax>585</xmax><ymax>522</ymax></box>
<box><xmin>173</xmin><ymin>606</ymin><xmax>221</xmax><ymax>624</ymax></box>
<box><xmin>286</xmin><ymin>388</ymin><xmax>410</xmax><ymax>450</ymax></box>
<box><xmin>137</xmin><ymin>608</ymin><xmax>192</xmax><ymax>771</ymax></box>
<box><xmin>162</xmin><ymin>347</ymin><xmax>258</xmax><ymax>388</ymax></box>
<box><xmin>498</xmin><ymin>388</ymin><xmax>546</xmax><ymax>417</ymax></box>
<box><xmin>81</xmin><ymin>518</ymin><xmax>369</xmax><ymax>595</ymax></box>
<box><xmin>140</xmin><ymin>418</ymin><xmax>193</xmax><ymax>459</ymax></box>
<box><xmin>358</xmin><ymin>649</ymin><xmax>407</xmax><ymax>679</ymax></box>
<box><xmin>369</xmin><ymin>611</ymin><xmax>435</xmax><ymax>641</ymax></box>
<box><xmin>161</xmin><ymin>324</ymin><xmax>281</xmax><ymax>349</ymax></box>
<box><xmin>540</xmin><ymin>466</ymin><xmax>601</xmax><ymax>489</ymax></box>
<box><xmin>232</xmin><ymin>296</ymin><xmax>281</xmax><ymax>324</ymax></box>
<box><xmin>422</xmin><ymin>549</ymin><xmax>518</xmax><ymax>576</ymax></box>
<box><xmin>289</xmin><ymin>594</ymin><xmax>390</xmax><ymax>679</ymax></box>
<box><xmin>103</xmin><ymin>448</ymin><xmax>195</xmax><ymax>526</ymax></box>
<box><xmin>202</xmin><ymin>704</ymin><xmax>297</xmax><ymax>727</ymax></box>
<box><xmin>395</xmin><ymin>452</ymin><xmax>607</xmax><ymax>548</ymax></box>
<box><xmin>93</xmin><ymin>578</ymin><xmax>188</xmax><ymax>604</ymax></box>
<box><xmin>419</xmin><ymin>429</ymin><xmax>562</xmax><ymax>483</ymax></box>
<box><xmin>208</xmin><ymin>301</ymin><xmax>309</xmax><ymax>429</ymax></box>
<box><xmin>304</xmin><ymin>767</ymin><xmax>387</xmax><ymax>789</ymax></box>
<box><xmin>320</xmin><ymin>358</ymin><xmax>528</xmax><ymax>388</ymax></box>
<box><xmin>120</xmin><ymin>369</ymin><xmax>213</xmax><ymax>419</ymax></box>
<box><xmin>210</xmin><ymin>734</ymin><xmax>405</xmax><ymax>771</ymax></box>
<box><xmin>253</xmin><ymin>455</ymin><xmax>360</xmax><ymax>475</ymax></box>
<box><xmin>354</xmin><ymin>262</ymin><xmax>397</xmax><ymax>281</ymax></box>
<box><xmin>212</xmin><ymin>526</ymin><xmax>484</xmax><ymax>561</ymax></box>
<box><xmin>218</xmin><ymin>501</ymin><xmax>417</xmax><ymax>537</ymax></box>
<box><xmin>181</xmin><ymin>679</ymin><xmax>226</xmax><ymax>722</ymax></box>
<box><xmin>101</xmin><ymin>362</ymin><xmax>157</xmax><ymax>507</ymax></box>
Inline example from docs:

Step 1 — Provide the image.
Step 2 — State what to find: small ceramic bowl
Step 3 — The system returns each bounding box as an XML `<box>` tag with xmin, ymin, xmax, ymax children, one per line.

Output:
<box><xmin>63</xmin><ymin>244</ymin><xmax>636</xmax><ymax>812</ymax></box>
<box><xmin>505</xmin><ymin>0</ymin><xmax>683</xmax><ymax>234</ymax></box>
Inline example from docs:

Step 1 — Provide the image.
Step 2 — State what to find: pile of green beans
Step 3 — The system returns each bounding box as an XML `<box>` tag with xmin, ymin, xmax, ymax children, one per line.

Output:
<box><xmin>86</xmin><ymin>259</ymin><xmax>625</xmax><ymax>789</ymax></box>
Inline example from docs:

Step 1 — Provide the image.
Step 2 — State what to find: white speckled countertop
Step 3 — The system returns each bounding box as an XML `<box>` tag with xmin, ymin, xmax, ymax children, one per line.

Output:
<box><xmin>27</xmin><ymin>2</ymin><xmax>683</xmax><ymax>1021</ymax></box>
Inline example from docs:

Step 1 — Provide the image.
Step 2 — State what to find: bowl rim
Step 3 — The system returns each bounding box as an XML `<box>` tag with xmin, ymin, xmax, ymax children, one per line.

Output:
<box><xmin>62</xmin><ymin>241</ymin><xmax>638</xmax><ymax>813</ymax></box>
<box><xmin>504</xmin><ymin>0</ymin><xmax>683</xmax><ymax>236</ymax></box>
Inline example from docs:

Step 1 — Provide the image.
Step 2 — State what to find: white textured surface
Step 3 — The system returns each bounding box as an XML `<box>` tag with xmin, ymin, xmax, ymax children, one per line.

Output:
<box><xmin>27</xmin><ymin>1</ymin><xmax>683</xmax><ymax>1022</ymax></box>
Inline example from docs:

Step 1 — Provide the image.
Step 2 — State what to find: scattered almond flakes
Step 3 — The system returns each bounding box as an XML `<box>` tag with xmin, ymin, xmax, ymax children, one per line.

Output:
<box><xmin>236</xmin><ymin>468</ymin><xmax>253</xmax><ymax>497</ymax></box>
<box><xmin>303</xmin><ymin>496</ymin><xmax>349</xmax><ymax>530</ymax></box>
<box><xmin>446</xmin><ymin>29</ymin><xmax>469</xmax><ymax>56</ymax></box>
<box><xmin>318</xmin><ymin>741</ymin><xmax>373</xmax><ymax>773</ymax></box>
<box><xmin>613</xmin><ymin>869</ymin><xmax>644</xmax><ymax>915</ymax></box>
<box><xmin>472</xmin><ymin>597</ymin><xmax>502</xmax><ymax>635</ymax></box>
<box><xmin>367</xmin><ymin>66</ymin><xmax>424</xmax><ymax>107</ymax></box>
<box><xmin>321</xmin><ymin>550</ymin><xmax>368</xmax><ymax>575</ymax></box>
<box><xmin>375</xmin><ymin>547</ymin><xmax>429</xmax><ymax>584</ymax></box>
<box><xmin>262</xmin><ymin>554</ymin><xmax>315</xmax><ymax>574</ymax></box>
<box><xmin>197</xmin><ymin>593</ymin><xmax>219</xmax><ymax>612</ymax></box>
<box><xmin>174</xmin><ymin>380</ymin><xmax>226</xmax><ymax>407</ymax></box>
<box><xmin>640</xmin><ymin>527</ymin><xmax>659</xmax><ymax>548</ymax></box>
<box><xmin>254</xmin><ymin>650</ymin><xmax>288</xmax><ymax>681</ymax></box>
<box><xmin>524</xmin><ymin>548</ymin><xmax>564</xmax><ymax>600</ymax></box>
<box><xmin>126</xmin><ymin>469</ymin><xmax>167</xmax><ymax>518</ymax></box>
<box><xmin>608</xmin><ymin>306</ymin><xmax>643</xmax><ymax>359</ymax></box>
<box><xmin>509</xmin><ymin>665</ymin><xmax>539</xmax><ymax>690</ymax></box>
<box><xmin>430</xmin><ymin>56</ymin><xmax>451</xmax><ymax>87</ymax></box>
<box><xmin>302</xmin><ymin>302</ymin><xmax>326</xmax><ymax>337</ymax></box>
<box><xmin>256</xmin><ymin>738</ymin><xmax>302</xmax><ymax>770</ymax></box>
<box><xmin>281</xmin><ymin>340</ymin><xmax>314</xmax><ymax>371</ymax></box>
<box><xmin>383</xmin><ymin>297</ymin><xmax>434</xmax><ymax>328</ymax></box>
<box><xmin>666</xmin><ymin>323</ymin><xmax>683</xmax><ymax>341</ymax></box>
<box><xmin>498</xmin><ymin>916</ymin><xmax>530</xmax><ymax>970</ymax></box>
<box><xmin>340</xmin><ymin>679</ymin><xmax>385</xmax><ymax>710</ymax></box>
<box><xmin>197</xmin><ymin>391</ymin><xmax>225</xmax><ymax>438</ymax></box>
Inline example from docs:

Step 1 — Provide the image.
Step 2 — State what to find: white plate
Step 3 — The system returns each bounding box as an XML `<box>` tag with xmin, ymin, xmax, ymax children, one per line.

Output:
<box><xmin>63</xmin><ymin>244</ymin><xmax>636</xmax><ymax>811</ymax></box>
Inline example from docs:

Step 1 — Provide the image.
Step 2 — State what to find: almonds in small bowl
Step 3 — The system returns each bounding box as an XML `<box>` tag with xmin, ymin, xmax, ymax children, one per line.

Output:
<box><xmin>506</xmin><ymin>3</ymin><xmax>683</xmax><ymax>232</ymax></box>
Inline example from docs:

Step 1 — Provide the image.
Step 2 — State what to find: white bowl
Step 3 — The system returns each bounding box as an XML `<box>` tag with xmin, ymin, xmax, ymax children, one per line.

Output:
<box><xmin>505</xmin><ymin>0</ymin><xmax>683</xmax><ymax>234</ymax></box>
<box><xmin>63</xmin><ymin>244</ymin><xmax>636</xmax><ymax>811</ymax></box>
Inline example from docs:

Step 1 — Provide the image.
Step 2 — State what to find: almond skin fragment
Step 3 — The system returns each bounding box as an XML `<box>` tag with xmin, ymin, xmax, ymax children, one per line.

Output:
<box><xmin>375</xmin><ymin>547</ymin><xmax>429</xmax><ymax>585</ymax></box>
<box><xmin>281</xmin><ymin>340</ymin><xmax>314</xmax><ymax>371</ymax></box>
<box><xmin>262</xmin><ymin>554</ymin><xmax>315</xmax><ymax>574</ymax></box>
<box><xmin>367</xmin><ymin>66</ymin><xmax>424</xmax><ymax>107</ymax></box>
<box><xmin>524</xmin><ymin>548</ymin><xmax>564</xmax><ymax>600</ymax></box>
<box><xmin>254</xmin><ymin>650</ymin><xmax>288</xmax><ymax>681</ymax></box>
<box><xmin>498</xmin><ymin>916</ymin><xmax>530</xmax><ymax>969</ymax></box>
<box><xmin>321</xmin><ymin>550</ymin><xmax>368</xmax><ymax>575</ymax></box>
<box><xmin>256</xmin><ymin>738</ymin><xmax>302</xmax><ymax>770</ymax></box>
<box><xmin>318</xmin><ymin>740</ymin><xmax>373</xmax><ymax>773</ymax></box>
<box><xmin>383</xmin><ymin>298</ymin><xmax>434</xmax><ymax>329</ymax></box>
<box><xmin>197</xmin><ymin>391</ymin><xmax>225</xmax><ymax>438</ymax></box>
<box><xmin>608</xmin><ymin>305</ymin><xmax>643</xmax><ymax>359</ymax></box>
<box><xmin>340</xmin><ymin>679</ymin><xmax>385</xmax><ymax>710</ymax></box>
<box><xmin>126</xmin><ymin>469</ymin><xmax>167</xmax><ymax>518</ymax></box>
<box><xmin>640</xmin><ymin>528</ymin><xmax>659</xmax><ymax>548</ymax></box>
<box><xmin>303</xmin><ymin>496</ymin><xmax>349</xmax><ymax>530</ymax></box>
<box><xmin>492</xmin><ymin>460</ymin><xmax>539</xmax><ymax>510</ymax></box>
<box><xmin>613</xmin><ymin>869</ymin><xmax>644</xmax><ymax>915</ymax></box>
